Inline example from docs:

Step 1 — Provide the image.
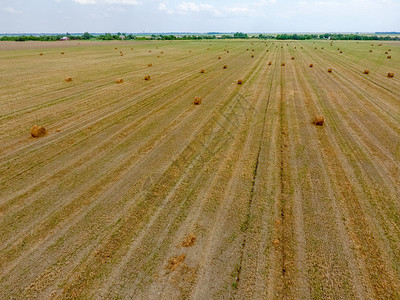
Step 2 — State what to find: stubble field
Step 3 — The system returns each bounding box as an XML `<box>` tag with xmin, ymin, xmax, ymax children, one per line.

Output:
<box><xmin>0</xmin><ymin>39</ymin><xmax>399</xmax><ymax>299</ymax></box>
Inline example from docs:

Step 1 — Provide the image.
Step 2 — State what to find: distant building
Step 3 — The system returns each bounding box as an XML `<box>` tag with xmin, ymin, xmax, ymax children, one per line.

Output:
<box><xmin>119</xmin><ymin>35</ymin><xmax>125</xmax><ymax>40</ymax></box>
<box><xmin>60</xmin><ymin>36</ymin><xmax>70</xmax><ymax>41</ymax></box>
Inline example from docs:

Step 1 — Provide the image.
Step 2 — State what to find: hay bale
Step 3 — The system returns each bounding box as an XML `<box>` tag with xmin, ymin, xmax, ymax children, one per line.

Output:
<box><xmin>116</xmin><ymin>78</ymin><xmax>124</xmax><ymax>84</ymax></box>
<box><xmin>218</xmin><ymin>56</ymin><xmax>221</xmax><ymax>59</ymax></box>
<box><xmin>181</xmin><ymin>234</ymin><xmax>196</xmax><ymax>247</ymax></box>
<box><xmin>291</xmin><ymin>57</ymin><xmax>295</xmax><ymax>60</ymax></box>
<box><xmin>65</xmin><ymin>77</ymin><xmax>72</xmax><ymax>82</ymax></box>
<box><xmin>388</xmin><ymin>49</ymin><xmax>391</xmax><ymax>51</ymax></box>
<box><xmin>321</xmin><ymin>47</ymin><xmax>324</xmax><ymax>49</ymax></box>
<box><xmin>315</xmin><ymin>47</ymin><xmax>317</xmax><ymax>49</ymax></box>
<box><xmin>268</xmin><ymin>61</ymin><xmax>272</xmax><ymax>65</ymax></box>
<box><xmin>115</xmin><ymin>48</ymin><xmax>118</xmax><ymax>50</ymax></box>
<box><xmin>309</xmin><ymin>64</ymin><xmax>313</xmax><ymax>68</ymax></box>
<box><xmin>281</xmin><ymin>62</ymin><xmax>285</xmax><ymax>67</ymax></box>
<box><xmin>223</xmin><ymin>65</ymin><xmax>227</xmax><ymax>69</ymax></box>
<box><xmin>387</xmin><ymin>55</ymin><xmax>391</xmax><ymax>59</ymax></box>
<box><xmin>301</xmin><ymin>47</ymin><xmax>303</xmax><ymax>49</ymax></box>
<box><xmin>148</xmin><ymin>50</ymin><xmax>152</xmax><ymax>53</ymax></box>
<box><xmin>131</xmin><ymin>48</ymin><xmax>133</xmax><ymax>50</ymax></box>
<box><xmin>251</xmin><ymin>55</ymin><xmax>254</xmax><ymax>58</ymax></box>
<box><xmin>247</xmin><ymin>48</ymin><xmax>249</xmax><ymax>51</ymax></box>
<box><xmin>227</xmin><ymin>50</ymin><xmax>229</xmax><ymax>53</ymax></box>
<box><xmin>385</xmin><ymin>51</ymin><xmax>388</xmax><ymax>54</ymax></box>
<box><xmin>40</xmin><ymin>53</ymin><xmax>43</xmax><ymax>56</ymax></box>
<box><xmin>363</xmin><ymin>69</ymin><xmax>369</xmax><ymax>74</ymax></box>
<box><xmin>200</xmin><ymin>69</ymin><xmax>205</xmax><ymax>73</ymax></box>
<box><xmin>167</xmin><ymin>254</ymin><xmax>185</xmax><ymax>272</ymax></box>
<box><xmin>144</xmin><ymin>75</ymin><xmax>151</xmax><ymax>81</ymax></box>
<box><xmin>388</xmin><ymin>72</ymin><xmax>394</xmax><ymax>78</ymax></box>
<box><xmin>120</xmin><ymin>51</ymin><xmax>123</xmax><ymax>53</ymax></box>
<box><xmin>61</xmin><ymin>52</ymin><xmax>64</xmax><ymax>55</ymax></box>
<box><xmin>340</xmin><ymin>51</ymin><xmax>343</xmax><ymax>53</ymax></box>
<box><xmin>369</xmin><ymin>50</ymin><xmax>373</xmax><ymax>52</ymax></box>
<box><xmin>193</xmin><ymin>96</ymin><xmax>202</xmax><ymax>105</ymax></box>
<box><xmin>237</xmin><ymin>79</ymin><xmax>243</xmax><ymax>84</ymax></box>
<box><xmin>161</xmin><ymin>51</ymin><xmax>164</xmax><ymax>54</ymax></box>
<box><xmin>328</xmin><ymin>68</ymin><xmax>333</xmax><ymax>73</ymax></box>
<box><xmin>30</xmin><ymin>125</ymin><xmax>47</xmax><ymax>138</ymax></box>
<box><xmin>148</xmin><ymin>63</ymin><xmax>152</xmax><ymax>67</ymax></box>
<box><xmin>120</xmin><ymin>53</ymin><xmax>124</xmax><ymax>56</ymax></box>
<box><xmin>313</xmin><ymin>115</ymin><xmax>325</xmax><ymax>126</ymax></box>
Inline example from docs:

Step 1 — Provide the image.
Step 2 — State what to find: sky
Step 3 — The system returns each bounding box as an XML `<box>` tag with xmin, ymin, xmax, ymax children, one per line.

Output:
<box><xmin>0</xmin><ymin>0</ymin><xmax>399</xmax><ymax>33</ymax></box>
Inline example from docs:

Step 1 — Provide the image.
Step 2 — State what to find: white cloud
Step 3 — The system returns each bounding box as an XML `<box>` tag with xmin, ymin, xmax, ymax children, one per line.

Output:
<box><xmin>3</xmin><ymin>7</ymin><xmax>23</xmax><ymax>14</ymax></box>
<box><xmin>158</xmin><ymin>2</ymin><xmax>174</xmax><ymax>14</ymax></box>
<box><xmin>104</xmin><ymin>0</ymin><xmax>139</xmax><ymax>4</ymax></box>
<box><xmin>73</xmin><ymin>0</ymin><xmax>97</xmax><ymax>4</ymax></box>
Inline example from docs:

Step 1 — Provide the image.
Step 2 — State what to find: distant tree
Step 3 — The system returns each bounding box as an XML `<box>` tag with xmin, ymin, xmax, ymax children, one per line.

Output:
<box><xmin>81</xmin><ymin>32</ymin><xmax>92</xmax><ymax>40</ymax></box>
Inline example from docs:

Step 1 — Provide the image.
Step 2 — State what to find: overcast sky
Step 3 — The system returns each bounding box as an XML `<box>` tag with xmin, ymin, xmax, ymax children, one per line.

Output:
<box><xmin>1</xmin><ymin>0</ymin><xmax>399</xmax><ymax>33</ymax></box>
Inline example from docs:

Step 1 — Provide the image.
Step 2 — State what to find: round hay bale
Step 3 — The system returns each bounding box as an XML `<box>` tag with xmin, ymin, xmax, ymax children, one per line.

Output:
<box><xmin>369</xmin><ymin>50</ymin><xmax>372</xmax><ymax>52</ymax></box>
<box><xmin>161</xmin><ymin>51</ymin><xmax>164</xmax><ymax>54</ymax></box>
<box><xmin>237</xmin><ymin>79</ymin><xmax>243</xmax><ymax>85</ymax></box>
<box><xmin>120</xmin><ymin>51</ymin><xmax>122</xmax><ymax>53</ymax></box>
<box><xmin>321</xmin><ymin>47</ymin><xmax>324</xmax><ymax>49</ymax></box>
<box><xmin>388</xmin><ymin>49</ymin><xmax>391</xmax><ymax>51</ymax></box>
<box><xmin>268</xmin><ymin>61</ymin><xmax>272</xmax><ymax>65</ymax></box>
<box><xmin>131</xmin><ymin>48</ymin><xmax>133</xmax><ymax>50</ymax></box>
<box><xmin>315</xmin><ymin>47</ymin><xmax>317</xmax><ymax>49</ymax></box>
<box><xmin>148</xmin><ymin>63</ymin><xmax>152</xmax><ymax>67</ymax></box>
<box><xmin>251</xmin><ymin>55</ymin><xmax>254</xmax><ymax>58</ymax></box>
<box><xmin>291</xmin><ymin>57</ymin><xmax>295</xmax><ymax>60</ymax></box>
<box><xmin>223</xmin><ymin>65</ymin><xmax>227</xmax><ymax>69</ymax></box>
<box><xmin>385</xmin><ymin>51</ymin><xmax>388</xmax><ymax>54</ymax></box>
<box><xmin>328</xmin><ymin>68</ymin><xmax>333</xmax><ymax>73</ymax></box>
<box><xmin>363</xmin><ymin>69</ymin><xmax>369</xmax><ymax>74</ymax></box>
<box><xmin>301</xmin><ymin>47</ymin><xmax>303</xmax><ymax>49</ymax></box>
<box><xmin>148</xmin><ymin>50</ymin><xmax>152</xmax><ymax>53</ymax></box>
<box><xmin>281</xmin><ymin>62</ymin><xmax>285</xmax><ymax>67</ymax></box>
<box><xmin>61</xmin><ymin>52</ymin><xmax>64</xmax><ymax>55</ymax></box>
<box><xmin>227</xmin><ymin>50</ymin><xmax>229</xmax><ymax>53</ymax></box>
<box><xmin>193</xmin><ymin>96</ymin><xmax>202</xmax><ymax>105</ymax></box>
<box><xmin>200</xmin><ymin>69</ymin><xmax>205</xmax><ymax>73</ymax></box>
<box><xmin>116</xmin><ymin>78</ymin><xmax>124</xmax><ymax>84</ymax></box>
<box><xmin>120</xmin><ymin>53</ymin><xmax>124</xmax><ymax>56</ymax></box>
<box><xmin>313</xmin><ymin>115</ymin><xmax>325</xmax><ymax>126</ymax></box>
<box><xmin>388</xmin><ymin>72</ymin><xmax>394</xmax><ymax>78</ymax></box>
<box><xmin>40</xmin><ymin>53</ymin><xmax>43</xmax><ymax>56</ymax></box>
<box><xmin>309</xmin><ymin>64</ymin><xmax>313</xmax><ymax>68</ymax></box>
<box><xmin>340</xmin><ymin>51</ymin><xmax>343</xmax><ymax>53</ymax></box>
<box><xmin>387</xmin><ymin>55</ymin><xmax>391</xmax><ymax>59</ymax></box>
<box><xmin>144</xmin><ymin>75</ymin><xmax>151</xmax><ymax>81</ymax></box>
<box><xmin>218</xmin><ymin>56</ymin><xmax>221</xmax><ymax>59</ymax></box>
<box><xmin>31</xmin><ymin>125</ymin><xmax>47</xmax><ymax>138</ymax></box>
<box><xmin>115</xmin><ymin>48</ymin><xmax>118</xmax><ymax>50</ymax></box>
<box><xmin>247</xmin><ymin>48</ymin><xmax>249</xmax><ymax>51</ymax></box>
<box><xmin>65</xmin><ymin>77</ymin><xmax>72</xmax><ymax>82</ymax></box>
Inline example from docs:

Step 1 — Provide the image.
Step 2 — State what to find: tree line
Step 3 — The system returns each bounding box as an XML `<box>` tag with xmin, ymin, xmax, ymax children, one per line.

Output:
<box><xmin>1</xmin><ymin>32</ymin><xmax>399</xmax><ymax>41</ymax></box>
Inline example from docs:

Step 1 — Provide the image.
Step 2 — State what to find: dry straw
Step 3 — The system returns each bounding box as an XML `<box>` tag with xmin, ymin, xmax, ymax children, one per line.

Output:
<box><xmin>328</xmin><ymin>68</ymin><xmax>333</xmax><ymax>73</ymax></box>
<box><xmin>363</xmin><ymin>69</ymin><xmax>369</xmax><ymax>74</ymax></box>
<box><xmin>309</xmin><ymin>64</ymin><xmax>313</xmax><ymax>68</ymax></box>
<box><xmin>144</xmin><ymin>75</ymin><xmax>151</xmax><ymax>81</ymax></box>
<box><xmin>200</xmin><ymin>69</ymin><xmax>205</xmax><ymax>73</ymax></box>
<box><xmin>237</xmin><ymin>79</ymin><xmax>243</xmax><ymax>84</ymax></box>
<box><xmin>116</xmin><ymin>78</ymin><xmax>124</xmax><ymax>84</ymax></box>
<box><xmin>313</xmin><ymin>115</ymin><xmax>325</xmax><ymax>126</ymax></box>
<box><xmin>268</xmin><ymin>61</ymin><xmax>272</xmax><ymax>65</ymax></box>
<box><xmin>223</xmin><ymin>65</ymin><xmax>227</xmax><ymax>69</ymax></box>
<box><xmin>388</xmin><ymin>72</ymin><xmax>394</xmax><ymax>78</ymax></box>
<box><xmin>281</xmin><ymin>62</ymin><xmax>285</xmax><ymax>66</ymax></box>
<box><xmin>193</xmin><ymin>96</ymin><xmax>202</xmax><ymax>105</ymax></box>
<box><xmin>148</xmin><ymin>63</ymin><xmax>152</xmax><ymax>67</ymax></box>
<box><xmin>65</xmin><ymin>77</ymin><xmax>72</xmax><ymax>82</ymax></box>
<box><xmin>30</xmin><ymin>125</ymin><xmax>47</xmax><ymax>138</ymax></box>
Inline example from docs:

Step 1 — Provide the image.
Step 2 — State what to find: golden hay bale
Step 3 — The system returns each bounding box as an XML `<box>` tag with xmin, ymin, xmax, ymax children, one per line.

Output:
<box><xmin>340</xmin><ymin>51</ymin><xmax>343</xmax><ymax>53</ymax></box>
<box><xmin>166</xmin><ymin>254</ymin><xmax>185</xmax><ymax>272</ymax></box>
<box><xmin>247</xmin><ymin>48</ymin><xmax>249</xmax><ymax>51</ymax></box>
<box><xmin>157</xmin><ymin>55</ymin><xmax>160</xmax><ymax>58</ymax></box>
<box><xmin>313</xmin><ymin>115</ymin><xmax>325</xmax><ymax>126</ymax></box>
<box><xmin>144</xmin><ymin>75</ymin><xmax>151</xmax><ymax>81</ymax></box>
<box><xmin>251</xmin><ymin>55</ymin><xmax>254</xmax><ymax>58</ymax></box>
<box><xmin>131</xmin><ymin>48</ymin><xmax>133</xmax><ymax>50</ymax></box>
<box><xmin>30</xmin><ymin>125</ymin><xmax>47</xmax><ymax>138</ymax></box>
<box><xmin>120</xmin><ymin>53</ymin><xmax>124</xmax><ymax>56</ymax></box>
<box><xmin>388</xmin><ymin>49</ymin><xmax>391</xmax><ymax>51</ymax></box>
<box><xmin>385</xmin><ymin>51</ymin><xmax>388</xmax><ymax>54</ymax></box>
<box><xmin>387</xmin><ymin>55</ymin><xmax>391</xmax><ymax>59</ymax></box>
<box><xmin>200</xmin><ymin>69</ymin><xmax>205</xmax><ymax>73</ymax></box>
<box><xmin>65</xmin><ymin>77</ymin><xmax>72</xmax><ymax>82</ymax></box>
<box><xmin>115</xmin><ymin>47</ymin><xmax>118</xmax><ymax>50</ymax></box>
<box><xmin>268</xmin><ymin>61</ymin><xmax>272</xmax><ymax>65</ymax></box>
<box><xmin>193</xmin><ymin>96</ymin><xmax>202</xmax><ymax>105</ymax></box>
<box><xmin>388</xmin><ymin>72</ymin><xmax>394</xmax><ymax>78</ymax></box>
<box><xmin>301</xmin><ymin>47</ymin><xmax>303</xmax><ymax>49</ymax></box>
<box><xmin>281</xmin><ymin>62</ymin><xmax>285</xmax><ymax>66</ymax></box>
<box><xmin>328</xmin><ymin>68</ymin><xmax>333</xmax><ymax>73</ymax></box>
<box><xmin>309</xmin><ymin>64</ymin><xmax>313</xmax><ymax>68</ymax></box>
<box><xmin>181</xmin><ymin>233</ymin><xmax>196</xmax><ymax>247</ymax></box>
<box><xmin>61</xmin><ymin>52</ymin><xmax>64</xmax><ymax>55</ymax></box>
<box><xmin>363</xmin><ymin>69</ymin><xmax>369</xmax><ymax>74</ymax></box>
<box><xmin>378</xmin><ymin>44</ymin><xmax>382</xmax><ymax>46</ymax></box>
<box><xmin>369</xmin><ymin>50</ymin><xmax>373</xmax><ymax>52</ymax></box>
<box><xmin>266</xmin><ymin>49</ymin><xmax>269</xmax><ymax>52</ymax></box>
<box><xmin>321</xmin><ymin>47</ymin><xmax>324</xmax><ymax>49</ymax></box>
<box><xmin>223</xmin><ymin>65</ymin><xmax>227</xmax><ymax>69</ymax></box>
<box><xmin>161</xmin><ymin>51</ymin><xmax>164</xmax><ymax>54</ymax></box>
<box><xmin>237</xmin><ymin>79</ymin><xmax>243</xmax><ymax>84</ymax></box>
<box><xmin>291</xmin><ymin>57</ymin><xmax>295</xmax><ymax>60</ymax></box>
<box><xmin>116</xmin><ymin>78</ymin><xmax>124</xmax><ymax>84</ymax></box>
<box><xmin>40</xmin><ymin>53</ymin><xmax>43</xmax><ymax>56</ymax></box>
<box><xmin>148</xmin><ymin>50</ymin><xmax>152</xmax><ymax>53</ymax></box>
<box><xmin>252</xmin><ymin>49</ymin><xmax>255</xmax><ymax>51</ymax></box>
<box><xmin>294</xmin><ymin>46</ymin><xmax>296</xmax><ymax>49</ymax></box>
<box><xmin>218</xmin><ymin>56</ymin><xmax>221</xmax><ymax>59</ymax></box>
<box><xmin>227</xmin><ymin>50</ymin><xmax>229</xmax><ymax>53</ymax></box>
<box><xmin>148</xmin><ymin>63</ymin><xmax>152</xmax><ymax>67</ymax></box>
<box><xmin>337</xmin><ymin>48</ymin><xmax>340</xmax><ymax>50</ymax></box>
<box><xmin>120</xmin><ymin>51</ymin><xmax>122</xmax><ymax>53</ymax></box>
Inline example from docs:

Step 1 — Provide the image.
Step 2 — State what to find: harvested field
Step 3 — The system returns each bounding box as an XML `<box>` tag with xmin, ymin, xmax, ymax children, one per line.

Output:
<box><xmin>0</xmin><ymin>40</ymin><xmax>400</xmax><ymax>299</ymax></box>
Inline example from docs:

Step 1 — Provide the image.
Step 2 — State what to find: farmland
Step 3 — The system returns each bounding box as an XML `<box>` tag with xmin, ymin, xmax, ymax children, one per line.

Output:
<box><xmin>0</xmin><ymin>39</ymin><xmax>399</xmax><ymax>299</ymax></box>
